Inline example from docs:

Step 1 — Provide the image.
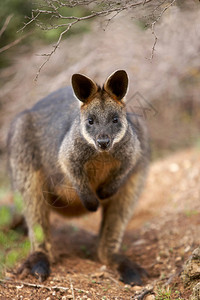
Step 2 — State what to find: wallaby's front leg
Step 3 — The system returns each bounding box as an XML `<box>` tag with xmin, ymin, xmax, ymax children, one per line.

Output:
<box><xmin>98</xmin><ymin>171</ymin><xmax>146</xmax><ymax>285</ymax></box>
<box><xmin>59</xmin><ymin>142</ymin><xmax>99</xmax><ymax>211</ymax></box>
<box><xmin>17</xmin><ymin>170</ymin><xmax>52</xmax><ymax>282</ymax></box>
<box><xmin>67</xmin><ymin>161</ymin><xmax>99</xmax><ymax>211</ymax></box>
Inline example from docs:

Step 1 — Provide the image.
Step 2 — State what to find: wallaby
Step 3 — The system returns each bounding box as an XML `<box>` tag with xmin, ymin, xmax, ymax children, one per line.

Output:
<box><xmin>7</xmin><ymin>70</ymin><xmax>150</xmax><ymax>284</ymax></box>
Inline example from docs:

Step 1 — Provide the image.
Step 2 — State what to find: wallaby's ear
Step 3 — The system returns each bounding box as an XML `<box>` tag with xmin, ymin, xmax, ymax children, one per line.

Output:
<box><xmin>72</xmin><ymin>74</ymin><xmax>98</xmax><ymax>103</ymax></box>
<box><xmin>104</xmin><ymin>70</ymin><xmax>128</xmax><ymax>101</ymax></box>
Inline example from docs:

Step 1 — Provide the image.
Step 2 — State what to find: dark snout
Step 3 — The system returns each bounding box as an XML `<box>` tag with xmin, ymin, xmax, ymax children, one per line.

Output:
<box><xmin>97</xmin><ymin>135</ymin><xmax>110</xmax><ymax>150</ymax></box>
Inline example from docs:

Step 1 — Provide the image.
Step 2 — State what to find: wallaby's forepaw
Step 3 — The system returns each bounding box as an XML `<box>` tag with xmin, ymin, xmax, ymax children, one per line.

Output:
<box><xmin>80</xmin><ymin>192</ymin><xmax>99</xmax><ymax>211</ymax></box>
<box><xmin>117</xmin><ymin>258</ymin><xmax>146</xmax><ymax>286</ymax></box>
<box><xmin>17</xmin><ymin>251</ymin><xmax>50</xmax><ymax>282</ymax></box>
<box><xmin>97</xmin><ymin>185</ymin><xmax>117</xmax><ymax>200</ymax></box>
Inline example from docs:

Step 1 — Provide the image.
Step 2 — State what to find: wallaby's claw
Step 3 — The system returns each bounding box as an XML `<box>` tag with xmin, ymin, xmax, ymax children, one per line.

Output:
<box><xmin>17</xmin><ymin>251</ymin><xmax>50</xmax><ymax>282</ymax></box>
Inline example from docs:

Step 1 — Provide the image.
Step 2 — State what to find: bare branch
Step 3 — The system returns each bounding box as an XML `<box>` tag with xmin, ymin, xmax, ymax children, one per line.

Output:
<box><xmin>149</xmin><ymin>0</ymin><xmax>176</xmax><ymax>60</ymax></box>
<box><xmin>0</xmin><ymin>278</ymin><xmax>89</xmax><ymax>293</ymax></box>
<box><xmin>70</xmin><ymin>278</ymin><xmax>75</xmax><ymax>300</ymax></box>
<box><xmin>0</xmin><ymin>15</ymin><xmax>13</xmax><ymax>38</ymax></box>
<box><xmin>34</xmin><ymin>18</ymin><xmax>79</xmax><ymax>81</ymax></box>
<box><xmin>18</xmin><ymin>12</ymin><xmax>41</xmax><ymax>33</ymax></box>
<box><xmin>17</xmin><ymin>0</ymin><xmax>176</xmax><ymax>79</ymax></box>
<box><xmin>32</xmin><ymin>0</ymin><xmax>156</xmax><ymax>80</ymax></box>
<box><xmin>0</xmin><ymin>32</ymin><xmax>31</xmax><ymax>54</ymax></box>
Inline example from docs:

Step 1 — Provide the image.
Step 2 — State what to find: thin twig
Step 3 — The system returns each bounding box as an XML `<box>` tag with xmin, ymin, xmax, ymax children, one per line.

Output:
<box><xmin>0</xmin><ymin>278</ymin><xmax>91</xmax><ymax>294</ymax></box>
<box><xmin>103</xmin><ymin>10</ymin><xmax>122</xmax><ymax>31</ymax></box>
<box><xmin>0</xmin><ymin>32</ymin><xmax>31</xmax><ymax>54</ymax></box>
<box><xmin>107</xmin><ymin>275</ymin><xmax>119</xmax><ymax>285</ymax></box>
<box><xmin>34</xmin><ymin>19</ymin><xmax>79</xmax><ymax>81</ymax></box>
<box><xmin>0</xmin><ymin>15</ymin><xmax>13</xmax><ymax>38</ymax></box>
<box><xmin>0</xmin><ymin>278</ymin><xmax>68</xmax><ymax>291</ymax></box>
<box><xmin>149</xmin><ymin>0</ymin><xmax>176</xmax><ymax>60</ymax></box>
<box><xmin>70</xmin><ymin>278</ymin><xmax>75</xmax><ymax>300</ymax></box>
<box><xmin>18</xmin><ymin>12</ymin><xmax>41</xmax><ymax>33</ymax></box>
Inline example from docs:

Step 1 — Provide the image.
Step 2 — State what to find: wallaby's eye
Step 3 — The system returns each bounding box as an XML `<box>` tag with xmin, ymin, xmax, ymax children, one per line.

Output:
<box><xmin>113</xmin><ymin>116</ymin><xmax>118</xmax><ymax>123</ymax></box>
<box><xmin>88</xmin><ymin>118</ymin><xmax>94</xmax><ymax>125</ymax></box>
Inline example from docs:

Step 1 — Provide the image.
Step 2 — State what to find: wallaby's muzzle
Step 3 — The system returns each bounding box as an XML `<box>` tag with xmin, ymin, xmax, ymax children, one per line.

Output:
<box><xmin>97</xmin><ymin>135</ymin><xmax>111</xmax><ymax>150</ymax></box>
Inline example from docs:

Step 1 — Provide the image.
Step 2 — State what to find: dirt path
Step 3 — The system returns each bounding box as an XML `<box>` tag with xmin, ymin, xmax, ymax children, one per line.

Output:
<box><xmin>0</xmin><ymin>148</ymin><xmax>199</xmax><ymax>299</ymax></box>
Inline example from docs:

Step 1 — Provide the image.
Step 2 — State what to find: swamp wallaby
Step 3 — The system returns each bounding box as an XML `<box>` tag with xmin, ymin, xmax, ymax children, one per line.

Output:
<box><xmin>8</xmin><ymin>70</ymin><xmax>150</xmax><ymax>284</ymax></box>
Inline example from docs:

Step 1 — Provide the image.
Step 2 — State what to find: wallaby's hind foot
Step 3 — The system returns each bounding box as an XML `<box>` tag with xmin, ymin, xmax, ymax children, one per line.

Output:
<box><xmin>17</xmin><ymin>251</ymin><xmax>50</xmax><ymax>282</ymax></box>
<box><xmin>116</xmin><ymin>255</ymin><xmax>147</xmax><ymax>285</ymax></box>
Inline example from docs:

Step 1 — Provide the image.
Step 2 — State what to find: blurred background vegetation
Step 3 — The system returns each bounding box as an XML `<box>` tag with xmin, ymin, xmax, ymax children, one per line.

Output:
<box><xmin>0</xmin><ymin>0</ymin><xmax>92</xmax><ymax>68</ymax></box>
<box><xmin>0</xmin><ymin>0</ymin><xmax>32</xmax><ymax>68</ymax></box>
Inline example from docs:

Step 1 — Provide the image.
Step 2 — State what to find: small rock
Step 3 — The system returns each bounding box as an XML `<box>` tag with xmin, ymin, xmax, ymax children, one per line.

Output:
<box><xmin>145</xmin><ymin>295</ymin><xmax>155</xmax><ymax>300</ymax></box>
<box><xmin>132</xmin><ymin>285</ymin><xmax>142</xmax><ymax>292</ymax></box>
<box><xmin>184</xmin><ymin>246</ymin><xmax>191</xmax><ymax>253</ymax></box>
<box><xmin>124</xmin><ymin>284</ymin><xmax>131</xmax><ymax>289</ymax></box>
<box><xmin>182</xmin><ymin>247</ymin><xmax>200</xmax><ymax>283</ymax></box>
<box><xmin>145</xmin><ymin>284</ymin><xmax>153</xmax><ymax>290</ymax></box>
<box><xmin>16</xmin><ymin>285</ymin><xmax>24</xmax><ymax>289</ymax></box>
<box><xmin>159</xmin><ymin>250</ymin><xmax>169</xmax><ymax>258</ymax></box>
<box><xmin>46</xmin><ymin>298</ymin><xmax>51</xmax><ymax>300</ymax></box>
<box><xmin>156</xmin><ymin>256</ymin><xmax>162</xmax><ymax>263</ymax></box>
<box><xmin>175</xmin><ymin>256</ymin><xmax>182</xmax><ymax>263</ymax></box>
<box><xmin>169</xmin><ymin>163</ymin><xmax>180</xmax><ymax>173</ymax></box>
<box><xmin>132</xmin><ymin>239</ymin><xmax>147</xmax><ymax>246</ymax></box>
<box><xmin>91</xmin><ymin>272</ymin><xmax>104</xmax><ymax>278</ymax></box>
<box><xmin>62</xmin><ymin>296</ymin><xmax>67</xmax><ymax>300</ymax></box>
<box><xmin>100</xmin><ymin>265</ymin><xmax>107</xmax><ymax>271</ymax></box>
<box><xmin>192</xmin><ymin>248</ymin><xmax>200</xmax><ymax>260</ymax></box>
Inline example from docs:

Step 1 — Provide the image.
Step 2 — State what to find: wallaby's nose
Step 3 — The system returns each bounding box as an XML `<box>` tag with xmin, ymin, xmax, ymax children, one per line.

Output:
<box><xmin>97</xmin><ymin>136</ymin><xmax>110</xmax><ymax>150</ymax></box>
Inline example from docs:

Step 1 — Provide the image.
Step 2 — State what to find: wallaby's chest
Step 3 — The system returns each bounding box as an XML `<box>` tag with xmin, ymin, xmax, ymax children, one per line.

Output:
<box><xmin>48</xmin><ymin>154</ymin><xmax>120</xmax><ymax>216</ymax></box>
<box><xmin>84</xmin><ymin>154</ymin><xmax>120</xmax><ymax>189</ymax></box>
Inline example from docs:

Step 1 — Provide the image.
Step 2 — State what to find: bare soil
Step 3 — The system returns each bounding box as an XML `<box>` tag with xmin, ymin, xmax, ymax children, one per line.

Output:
<box><xmin>0</xmin><ymin>148</ymin><xmax>199</xmax><ymax>299</ymax></box>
